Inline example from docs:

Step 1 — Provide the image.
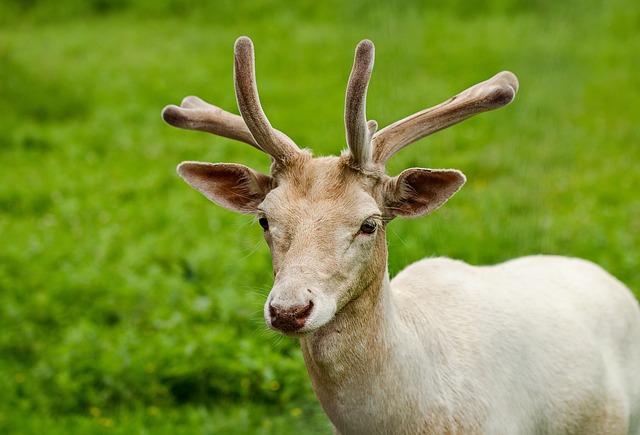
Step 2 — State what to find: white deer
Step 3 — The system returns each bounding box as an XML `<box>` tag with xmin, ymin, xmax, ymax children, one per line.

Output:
<box><xmin>163</xmin><ymin>37</ymin><xmax>640</xmax><ymax>434</ymax></box>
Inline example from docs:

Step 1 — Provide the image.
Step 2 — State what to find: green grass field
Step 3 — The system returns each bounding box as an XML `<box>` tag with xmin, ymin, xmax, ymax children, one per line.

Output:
<box><xmin>1</xmin><ymin>0</ymin><xmax>638</xmax><ymax>433</ymax></box>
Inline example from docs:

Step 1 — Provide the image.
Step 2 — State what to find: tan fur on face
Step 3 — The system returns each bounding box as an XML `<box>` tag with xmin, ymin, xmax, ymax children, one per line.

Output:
<box><xmin>259</xmin><ymin>155</ymin><xmax>388</xmax><ymax>333</ymax></box>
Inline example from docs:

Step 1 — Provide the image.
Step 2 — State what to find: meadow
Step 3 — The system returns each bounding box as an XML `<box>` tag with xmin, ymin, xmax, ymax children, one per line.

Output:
<box><xmin>0</xmin><ymin>0</ymin><xmax>638</xmax><ymax>433</ymax></box>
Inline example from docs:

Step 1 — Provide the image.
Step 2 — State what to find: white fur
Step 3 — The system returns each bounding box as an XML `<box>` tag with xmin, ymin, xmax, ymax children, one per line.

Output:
<box><xmin>299</xmin><ymin>255</ymin><xmax>640</xmax><ymax>434</ymax></box>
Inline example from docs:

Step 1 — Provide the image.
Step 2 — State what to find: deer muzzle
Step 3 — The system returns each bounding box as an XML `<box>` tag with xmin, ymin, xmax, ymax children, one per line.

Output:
<box><xmin>268</xmin><ymin>300</ymin><xmax>314</xmax><ymax>333</ymax></box>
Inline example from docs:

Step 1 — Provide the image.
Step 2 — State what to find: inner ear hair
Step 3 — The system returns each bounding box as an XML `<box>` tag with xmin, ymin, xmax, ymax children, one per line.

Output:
<box><xmin>177</xmin><ymin>161</ymin><xmax>274</xmax><ymax>214</ymax></box>
<box><xmin>385</xmin><ymin>168</ymin><xmax>466</xmax><ymax>219</ymax></box>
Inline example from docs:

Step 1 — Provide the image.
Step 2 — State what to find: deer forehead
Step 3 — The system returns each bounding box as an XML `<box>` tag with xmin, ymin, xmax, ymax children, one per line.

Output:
<box><xmin>261</xmin><ymin>156</ymin><xmax>384</xmax><ymax>223</ymax></box>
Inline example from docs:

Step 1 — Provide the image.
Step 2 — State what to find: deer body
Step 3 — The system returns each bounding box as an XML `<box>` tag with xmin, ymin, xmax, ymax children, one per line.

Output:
<box><xmin>164</xmin><ymin>37</ymin><xmax>640</xmax><ymax>434</ymax></box>
<box><xmin>302</xmin><ymin>255</ymin><xmax>640</xmax><ymax>434</ymax></box>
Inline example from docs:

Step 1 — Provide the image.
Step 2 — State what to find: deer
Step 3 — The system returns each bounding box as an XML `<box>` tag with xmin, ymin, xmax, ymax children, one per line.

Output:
<box><xmin>163</xmin><ymin>36</ymin><xmax>640</xmax><ymax>434</ymax></box>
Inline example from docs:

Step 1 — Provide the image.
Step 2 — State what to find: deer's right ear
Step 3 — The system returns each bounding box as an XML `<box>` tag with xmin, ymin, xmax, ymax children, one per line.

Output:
<box><xmin>177</xmin><ymin>161</ymin><xmax>274</xmax><ymax>214</ymax></box>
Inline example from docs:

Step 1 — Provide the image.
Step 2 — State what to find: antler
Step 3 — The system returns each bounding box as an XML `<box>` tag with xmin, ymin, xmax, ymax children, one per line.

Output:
<box><xmin>372</xmin><ymin>71</ymin><xmax>519</xmax><ymax>166</ymax></box>
<box><xmin>164</xmin><ymin>38</ymin><xmax>517</xmax><ymax>170</ymax></box>
<box><xmin>233</xmin><ymin>36</ymin><xmax>300</xmax><ymax>164</ymax></box>
<box><xmin>161</xmin><ymin>37</ymin><xmax>300</xmax><ymax>164</ymax></box>
<box><xmin>345</xmin><ymin>40</ymin><xmax>378</xmax><ymax>166</ymax></box>
<box><xmin>162</xmin><ymin>96</ymin><xmax>261</xmax><ymax>151</ymax></box>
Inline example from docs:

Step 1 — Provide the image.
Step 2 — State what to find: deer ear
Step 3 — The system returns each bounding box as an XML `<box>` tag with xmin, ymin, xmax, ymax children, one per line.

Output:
<box><xmin>177</xmin><ymin>161</ymin><xmax>274</xmax><ymax>214</ymax></box>
<box><xmin>384</xmin><ymin>168</ymin><xmax>466</xmax><ymax>219</ymax></box>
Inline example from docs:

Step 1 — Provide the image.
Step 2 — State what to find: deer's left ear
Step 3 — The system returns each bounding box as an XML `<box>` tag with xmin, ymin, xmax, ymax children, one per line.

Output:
<box><xmin>177</xmin><ymin>161</ymin><xmax>274</xmax><ymax>214</ymax></box>
<box><xmin>384</xmin><ymin>168</ymin><xmax>466</xmax><ymax>219</ymax></box>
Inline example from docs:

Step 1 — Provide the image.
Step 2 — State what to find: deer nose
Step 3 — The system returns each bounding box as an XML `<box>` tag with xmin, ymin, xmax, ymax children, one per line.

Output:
<box><xmin>269</xmin><ymin>300</ymin><xmax>314</xmax><ymax>333</ymax></box>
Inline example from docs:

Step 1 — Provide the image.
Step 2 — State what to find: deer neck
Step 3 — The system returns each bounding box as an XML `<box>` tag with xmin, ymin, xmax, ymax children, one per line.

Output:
<box><xmin>299</xmin><ymin>248</ymin><xmax>395</xmax><ymax>386</ymax></box>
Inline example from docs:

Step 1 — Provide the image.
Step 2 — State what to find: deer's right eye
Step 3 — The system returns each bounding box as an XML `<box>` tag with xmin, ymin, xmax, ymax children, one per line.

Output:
<box><xmin>258</xmin><ymin>217</ymin><xmax>269</xmax><ymax>231</ymax></box>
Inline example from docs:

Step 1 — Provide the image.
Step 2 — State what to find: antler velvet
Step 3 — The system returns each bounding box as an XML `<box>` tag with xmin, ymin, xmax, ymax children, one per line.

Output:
<box><xmin>371</xmin><ymin>70</ymin><xmax>519</xmax><ymax>166</ymax></box>
<box><xmin>233</xmin><ymin>37</ymin><xmax>301</xmax><ymax>164</ymax></box>
<box><xmin>161</xmin><ymin>36</ymin><xmax>301</xmax><ymax>165</ymax></box>
<box><xmin>162</xmin><ymin>95</ymin><xmax>261</xmax><ymax>151</ymax></box>
<box><xmin>344</xmin><ymin>39</ymin><xmax>377</xmax><ymax>167</ymax></box>
<box><xmin>163</xmin><ymin>37</ymin><xmax>518</xmax><ymax>172</ymax></box>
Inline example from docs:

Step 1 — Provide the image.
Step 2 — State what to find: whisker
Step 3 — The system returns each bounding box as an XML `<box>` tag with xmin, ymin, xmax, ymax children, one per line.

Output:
<box><xmin>388</xmin><ymin>224</ymin><xmax>408</xmax><ymax>247</ymax></box>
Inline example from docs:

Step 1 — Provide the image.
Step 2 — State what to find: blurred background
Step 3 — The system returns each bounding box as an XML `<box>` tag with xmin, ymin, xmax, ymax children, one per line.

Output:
<box><xmin>1</xmin><ymin>0</ymin><xmax>638</xmax><ymax>433</ymax></box>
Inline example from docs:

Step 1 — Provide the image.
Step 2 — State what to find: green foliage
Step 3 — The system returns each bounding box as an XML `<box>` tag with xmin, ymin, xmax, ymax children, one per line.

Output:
<box><xmin>0</xmin><ymin>0</ymin><xmax>638</xmax><ymax>432</ymax></box>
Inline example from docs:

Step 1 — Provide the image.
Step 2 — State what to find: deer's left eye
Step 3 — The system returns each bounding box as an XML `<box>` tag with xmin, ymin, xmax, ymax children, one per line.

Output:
<box><xmin>360</xmin><ymin>218</ymin><xmax>378</xmax><ymax>234</ymax></box>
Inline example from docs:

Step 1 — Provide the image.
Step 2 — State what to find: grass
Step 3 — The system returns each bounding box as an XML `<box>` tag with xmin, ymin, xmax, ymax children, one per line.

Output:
<box><xmin>0</xmin><ymin>0</ymin><xmax>638</xmax><ymax>433</ymax></box>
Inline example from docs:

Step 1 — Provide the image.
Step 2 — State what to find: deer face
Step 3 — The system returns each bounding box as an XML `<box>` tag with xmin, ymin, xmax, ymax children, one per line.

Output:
<box><xmin>177</xmin><ymin>153</ymin><xmax>465</xmax><ymax>336</ymax></box>
<box><xmin>257</xmin><ymin>156</ymin><xmax>386</xmax><ymax>335</ymax></box>
<box><xmin>165</xmin><ymin>36</ymin><xmax>516</xmax><ymax>336</ymax></box>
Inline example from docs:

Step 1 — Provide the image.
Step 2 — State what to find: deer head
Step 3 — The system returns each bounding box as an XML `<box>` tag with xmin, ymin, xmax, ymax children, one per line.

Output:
<box><xmin>163</xmin><ymin>37</ymin><xmax>518</xmax><ymax>337</ymax></box>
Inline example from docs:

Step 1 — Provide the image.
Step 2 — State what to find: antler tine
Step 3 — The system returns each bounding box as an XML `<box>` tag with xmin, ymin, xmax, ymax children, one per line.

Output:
<box><xmin>345</xmin><ymin>40</ymin><xmax>377</xmax><ymax>166</ymax></box>
<box><xmin>162</xmin><ymin>96</ymin><xmax>262</xmax><ymax>151</ymax></box>
<box><xmin>372</xmin><ymin>71</ymin><xmax>519</xmax><ymax>166</ymax></box>
<box><xmin>234</xmin><ymin>36</ymin><xmax>300</xmax><ymax>163</ymax></box>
